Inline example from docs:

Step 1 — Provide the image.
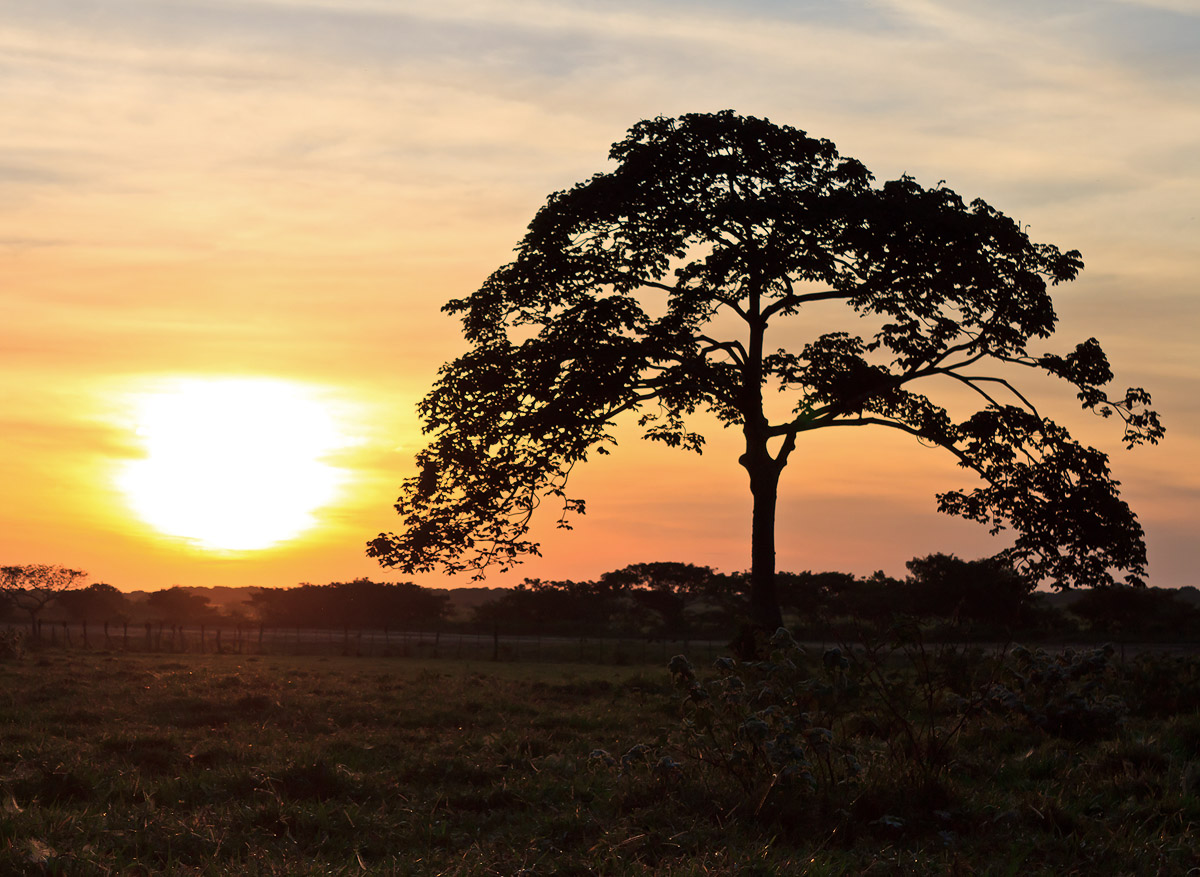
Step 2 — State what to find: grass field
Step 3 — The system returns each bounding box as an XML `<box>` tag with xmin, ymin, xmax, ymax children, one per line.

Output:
<box><xmin>1</xmin><ymin>642</ymin><xmax>1198</xmax><ymax>875</ymax></box>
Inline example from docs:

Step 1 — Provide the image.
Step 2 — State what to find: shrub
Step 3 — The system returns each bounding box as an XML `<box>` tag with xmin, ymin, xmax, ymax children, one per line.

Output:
<box><xmin>0</xmin><ymin>628</ymin><xmax>25</xmax><ymax>660</ymax></box>
<box><xmin>984</xmin><ymin>644</ymin><xmax>1126</xmax><ymax>740</ymax></box>
<box><xmin>666</xmin><ymin>635</ymin><xmax>860</xmax><ymax>805</ymax></box>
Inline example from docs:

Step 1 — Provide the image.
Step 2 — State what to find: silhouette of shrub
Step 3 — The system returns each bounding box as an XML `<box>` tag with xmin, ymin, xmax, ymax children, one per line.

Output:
<box><xmin>984</xmin><ymin>644</ymin><xmax>1126</xmax><ymax>740</ymax></box>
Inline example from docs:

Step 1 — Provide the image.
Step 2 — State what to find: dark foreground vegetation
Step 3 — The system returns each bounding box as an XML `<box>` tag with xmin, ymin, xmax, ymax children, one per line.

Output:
<box><xmin>2</xmin><ymin>632</ymin><xmax>1198</xmax><ymax>875</ymax></box>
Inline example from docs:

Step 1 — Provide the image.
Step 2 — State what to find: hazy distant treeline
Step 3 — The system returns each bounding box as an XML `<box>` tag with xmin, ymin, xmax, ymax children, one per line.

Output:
<box><xmin>3</xmin><ymin>556</ymin><xmax>1199</xmax><ymax>641</ymax></box>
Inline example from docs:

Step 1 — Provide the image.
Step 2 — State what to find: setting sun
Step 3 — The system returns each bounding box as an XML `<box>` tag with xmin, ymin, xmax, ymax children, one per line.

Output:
<box><xmin>116</xmin><ymin>378</ymin><xmax>353</xmax><ymax>552</ymax></box>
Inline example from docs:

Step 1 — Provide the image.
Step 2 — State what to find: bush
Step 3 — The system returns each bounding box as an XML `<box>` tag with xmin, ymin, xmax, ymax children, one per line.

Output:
<box><xmin>0</xmin><ymin>628</ymin><xmax>25</xmax><ymax>660</ymax></box>
<box><xmin>665</xmin><ymin>634</ymin><xmax>860</xmax><ymax>804</ymax></box>
<box><xmin>984</xmin><ymin>644</ymin><xmax>1126</xmax><ymax>740</ymax></box>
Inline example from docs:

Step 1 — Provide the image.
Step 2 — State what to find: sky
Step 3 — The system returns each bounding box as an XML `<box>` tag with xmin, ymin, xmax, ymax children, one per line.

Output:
<box><xmin>1</xmin><ymin>0</ymin><xmax>1197</xmax><ymax>593</ymax></box>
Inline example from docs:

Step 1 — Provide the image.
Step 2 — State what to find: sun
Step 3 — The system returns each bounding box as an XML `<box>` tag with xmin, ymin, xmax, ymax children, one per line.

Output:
<box><xmin>116</xmin><ymin>377</ymin><xmax>353</xmax><ymax>551</ymax></box>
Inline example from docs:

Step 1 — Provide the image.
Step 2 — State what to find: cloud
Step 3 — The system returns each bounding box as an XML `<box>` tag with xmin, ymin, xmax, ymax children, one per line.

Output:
<box><xmin>1110</xmin><ymin>0</ymin><xmax>1200</xmax><ymax>16</ymax></box>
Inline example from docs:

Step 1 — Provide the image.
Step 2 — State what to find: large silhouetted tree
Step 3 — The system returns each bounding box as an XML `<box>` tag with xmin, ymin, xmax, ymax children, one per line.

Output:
<box><xmin>370</xmin><ymin>111</ymin><xmax>1161</xmax><ymax>631</ymax></box>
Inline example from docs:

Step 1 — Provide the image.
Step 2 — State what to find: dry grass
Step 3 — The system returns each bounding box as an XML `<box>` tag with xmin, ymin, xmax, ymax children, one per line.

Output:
<box><xmin>0</xmin><ymin>646</ymin><xmax>1197</xmax><ymax>874</ymax></box>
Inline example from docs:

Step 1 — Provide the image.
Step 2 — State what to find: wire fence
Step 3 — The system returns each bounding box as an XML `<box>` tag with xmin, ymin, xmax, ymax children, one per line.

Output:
<box><xmin>2</xmin><ymin>619</ymin><xmax>732</xmax><ymax>666</ymax></box>
<box><xmin>7</xmin><ymin>619</ymin><xmax>1197</xmax><ymax>666</ymax></box>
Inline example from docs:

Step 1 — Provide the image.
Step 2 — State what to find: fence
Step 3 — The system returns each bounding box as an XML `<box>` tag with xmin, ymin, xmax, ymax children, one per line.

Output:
<box><xmin>2</xmin><ymin>619</ymin><xmax>730</xmax><ymax>666</ymax></box>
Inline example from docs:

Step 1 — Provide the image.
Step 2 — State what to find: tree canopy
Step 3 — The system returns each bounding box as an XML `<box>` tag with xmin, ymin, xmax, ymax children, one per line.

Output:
<box><xmin>0</xmin><ymin>564</ymin><xmax>88</xmax><ymax>629</ymax></box>
<box><xmin>249</xmin><ymin>579</ymin><xmax>450</xmax><ymax>630</ymax></box>
<box><xmin>57</xmin><ymin>583</ymin><xmax>130</xmax><ymax>624</ymax></box>
<box><xmin>370</xmin><ymin>110</ymin><xmax>1161</xmax><ymax>629</ymax></box>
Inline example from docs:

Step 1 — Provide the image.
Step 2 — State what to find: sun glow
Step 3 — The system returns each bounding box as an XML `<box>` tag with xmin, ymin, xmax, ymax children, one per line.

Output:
<box><xmin>117</xmin><ymin>378</ymin><xmax>354</xmax><ymax>551</ymax></box>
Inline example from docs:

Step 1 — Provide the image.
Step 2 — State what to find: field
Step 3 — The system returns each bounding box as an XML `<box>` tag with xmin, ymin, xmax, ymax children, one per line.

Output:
<box><xmin>1</xmin><ymin>640</ymin><xmax>1199</xmax><ymax>875</ymax></box>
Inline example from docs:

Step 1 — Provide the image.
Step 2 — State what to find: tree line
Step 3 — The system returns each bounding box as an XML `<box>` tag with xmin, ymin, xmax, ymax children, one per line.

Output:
<box><xmin>471</xmin><ymin>558</ymin><xmax>1200</xmax><ymax>642</ymax></box>
<box><xmin>5</xmin><ymin>558</ymin><xmax>1198</xmax><ymax>643</ymax></box>
<box><xmin>0</xmin><ymin>569</ymin><xmax>453</xmax><ymax>633</ymax></box>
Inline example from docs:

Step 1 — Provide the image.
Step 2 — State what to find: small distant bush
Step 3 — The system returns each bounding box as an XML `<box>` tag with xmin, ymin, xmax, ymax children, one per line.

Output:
<box><xmin>0</xmin><ymin>628</ymin><xmax>25</xmax><ymax>660</ymax></box>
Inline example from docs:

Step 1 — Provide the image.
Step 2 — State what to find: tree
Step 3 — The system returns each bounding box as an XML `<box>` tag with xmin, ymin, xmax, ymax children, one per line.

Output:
<box><xmin>250</xmin><ymin>580</ymin><xmax>451</xmax><ymax>630</ymax></box>
<box><xmin>600</xmin><ymin>562</ymin><xmax>721</xmax><ymax>638</ymax></box>
<box><xmin>329</xmin><ymin>579</ymin><xmax>451</xmax><ymax>630</ymax></box>
<box><xmin>0</xmin><ymin>564</ymin><xmax>89</xmax><ymax>632</ymax></box>
<box><xmin>473</xmin><ymin>578</ymin><xmax>614</xmax><ymax>636</ymax></box>
<box><xmin>1070</xmin><ymin>585</ymin><xmax>1200</xmax><ymax>639</ymax></box>
<box><xmin>901</xmin><ymin>553</ymin><xmax>1033</xmax><ymax>627</ymax></box>
<box><xmin>57</xmin><ymin>582</ymin><xmax>130</xmax><ymax>625</ymax></box>
<box><xmin>369</xmin><ymin>111</ymin><xmax>1162</xmax><ymax>631</ymax></box>
<box><xmin>145</xmin><ymin>587</ymin><xmax>216</xmax><ymax>626</ymax></box>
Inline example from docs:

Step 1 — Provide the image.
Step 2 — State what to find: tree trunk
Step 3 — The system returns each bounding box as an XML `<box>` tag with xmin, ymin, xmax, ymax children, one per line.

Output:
<box><xmin>748</xmin><ymin>463</ymin><xmax>785</xmax><ymax>631</ymax></box>
<box><xmin>740</xmin><ymin>294</ymin><xmax>791</xmax><ymax>635</ymax></box>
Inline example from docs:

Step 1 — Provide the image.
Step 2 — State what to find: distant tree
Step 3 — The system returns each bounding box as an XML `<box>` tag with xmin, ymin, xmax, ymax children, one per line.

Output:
<box><xmin>250</xmin><ymin>584</ymin><xmax>328</xmax><ymax>628</ymax></box>
<box><xmin>775</xmin><ymin>570</ymin><xmax>859</xmax><ymax>617</ymax></box>
<box><xmin>331</xmin><ymin>579</ymin><xmax>451</xmax><ymax>630</ymax></box>
<box><xmin>251</xmin><ymin>580</ymin><xmax>450</xmax><ymax>630</ymax></box>
<box><xmin>823</xmin><ymin>570</ymin><xmax>906</xmax><ymax>622</ymax></box>
<box><xmin>370</xmin><ymin>110</ymin><xmax>1162</xmax><ymax>631</ymax></box>
<box><xmin>1070</xmin><ymin>585</ymin><xmax>1200</xmax><ymax>639</ymax></box>
<box><xmin>473</xmin><ymin>578</ymin><xmax>615</xmax><ymax>636</ymax></box>
<box><xmin>600</xmin><ymin>562</ymin><xmax>720</xmax><ymax>638</ymax></box>
<box><xmin>901</xmin><ymin>553</ymin><xmax>1033</xmax><ymax>627</ymax></box>
<box><xmin>57</xmin><ymin>583</ymin><xmax>130</xmax><ymax>625</ymax></box>
<box><xmin>0</xmin><ymin>564</ymin><xmax>88</xmax><ymax>632</ymax></box>
<box><xmin>145</xmin><ymin>587</ymin><xmax>216</xmax><ymax>626</ymax></box>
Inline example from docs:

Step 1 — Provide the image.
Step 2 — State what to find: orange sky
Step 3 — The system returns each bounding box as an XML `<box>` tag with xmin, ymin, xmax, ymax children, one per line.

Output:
<box><xmin>2</xmin><ymin>0</ymin><xmax>1197</xmax><ymax>592</ymax></box>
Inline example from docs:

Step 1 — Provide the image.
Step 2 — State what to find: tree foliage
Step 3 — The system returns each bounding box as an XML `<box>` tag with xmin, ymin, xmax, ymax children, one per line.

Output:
<box><xmin>901</xmin><ymin>553</ymin><xmax>1033</xmax><ymax>626</ymax></box>
<box><xmin>145</xmin><ymin>587</ymin><xmax>217</xmax><ymax>626</ymax></box>
<box><xmin>0</xmin><ymin>564</ymin><xmax>88</xmax><ymax>629</ymax></box>
<box><xmin>249</xmin><ymin>579</ymin><xmax>450</xmax><ymax>630</ymax></box>
<box><xmin>56</xmin><ymin>583</ymin><xmax>130</xmax><ymax>624</ymax></box>
<box><xmin>370</xmin><ymin>111</ymin><xmax>1161</xmax><ymax>627</ymax></box>
<box><xmin>470</xmin><ymin>563</ymin><xmax>736</xmax><ymax>638</ymax></box>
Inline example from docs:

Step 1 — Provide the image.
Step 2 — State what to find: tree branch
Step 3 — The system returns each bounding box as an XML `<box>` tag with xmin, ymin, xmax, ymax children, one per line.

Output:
<box><xmin>762</xmin><ymin>288</ymin><xmax>854</xmax><ymax>320</ymax></box>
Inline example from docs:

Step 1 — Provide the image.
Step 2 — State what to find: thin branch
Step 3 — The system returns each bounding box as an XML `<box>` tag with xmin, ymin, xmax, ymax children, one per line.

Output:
<box><xmin>954</xmin><ymin>374</ymin><xmax>1043</xmax><ymax>420</ymax></box>
<box><xmin>697</xmin><ymin>334</ymin><xmax>747</xmax><ymax>367</ymax></box>
<box><xmin>817</xmin><ymin>417</ymin><xmax>986</xmax><ymax>477</ymax></box>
